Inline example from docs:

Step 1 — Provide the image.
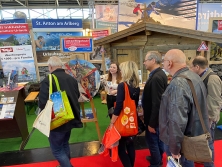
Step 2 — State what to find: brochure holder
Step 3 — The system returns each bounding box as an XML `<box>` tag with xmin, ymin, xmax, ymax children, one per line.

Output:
<box><xmin>0</xmin><ymin>87</ymin><xmax>29</xmax><ymax>150</ymax></box>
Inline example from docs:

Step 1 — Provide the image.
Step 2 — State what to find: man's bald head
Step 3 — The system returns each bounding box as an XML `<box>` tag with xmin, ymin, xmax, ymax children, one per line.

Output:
<box><xmin>163</xmin><ymin>49</ymin><xmax>187</xmax><ymax>76</ymax></box>
<box><xmin>165</xmin><ymin>49</ymin><xmax>186</xmax><ymax>64</ymax></box>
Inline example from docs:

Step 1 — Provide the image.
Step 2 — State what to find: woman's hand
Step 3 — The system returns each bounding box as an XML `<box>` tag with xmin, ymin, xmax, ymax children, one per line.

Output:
<box><xmin>110</xmin><ymin>90</ymin><xmax>117</xmax><ymax>95</ymax></box>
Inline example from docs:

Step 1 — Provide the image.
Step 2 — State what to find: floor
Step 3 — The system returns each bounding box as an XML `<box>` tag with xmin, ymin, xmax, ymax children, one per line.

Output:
<box><xmin>0</xmin><ymin>129</ymin><xmax>222</xmax><ymax>166</ymax></box>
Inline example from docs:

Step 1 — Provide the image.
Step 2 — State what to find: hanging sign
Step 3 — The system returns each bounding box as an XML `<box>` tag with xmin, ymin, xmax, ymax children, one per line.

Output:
<box><xmin>92</xmin><ymin>29</ymin><xmax>110</xmax><ymax>40</ymax></box>
<box><xmin>0</xmin><ymin>24</ymin><xmax>29</xmax><ymax>34</ymax></box>
<box><xmin>197</xmin><ymin>42</ymin><xmax>208</xmax><ymax>51</ymax></box>
<box><xmin>60</xmin><ymin>36</ymin><xmax>93</xmax><ymax>53</ymax></box>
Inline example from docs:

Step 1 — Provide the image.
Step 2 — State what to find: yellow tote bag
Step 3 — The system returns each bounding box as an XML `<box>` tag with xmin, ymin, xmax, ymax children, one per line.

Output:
<box><xmin>50</xmin><ymin>74</ymin><xmax>74</xmax><ymax>130</ymax></box>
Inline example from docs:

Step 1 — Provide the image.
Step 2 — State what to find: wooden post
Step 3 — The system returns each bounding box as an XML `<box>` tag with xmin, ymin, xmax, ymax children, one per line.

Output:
<box><xmin>80</xmin><ymin>98</ymin><xmax>101</xmax><ymax>142</ymax></box>
<box><xmin>30</xmin><ymin>30</ymin><xmax>40</xmax><ymax>81</ymax></box>
<box><xmin>101</xmin><ymin>45</ymin><xmax>106</xmax><ymax>75</ymax></box>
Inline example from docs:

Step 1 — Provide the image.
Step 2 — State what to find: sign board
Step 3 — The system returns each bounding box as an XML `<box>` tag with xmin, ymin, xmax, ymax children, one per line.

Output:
<box><xmin>197</xmin><ymin>42</ymin><xmax>208</xmax><ymax>51</ymax></box>
<box><xmin>60</xmin><ymin>36</ymin><xmax>93</xmax><ymax>53</ymax></box>
<box><xmin>0</xmin><ymin>24</ymin><xmax>29</xmax><ymax>34</ymax></box>
<box><xmin>32</xmin><ymin>19</ymin><xmax>82</xmax><ymax>29</ymax></box>
<box><xmin>91</xmin><ymin>28</ymin><xmax>110</xmax><ymax>40</ymax></box>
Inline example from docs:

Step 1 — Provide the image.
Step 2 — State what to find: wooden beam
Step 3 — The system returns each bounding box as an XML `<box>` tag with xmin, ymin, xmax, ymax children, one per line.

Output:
<box><xmin>145</xmin><ymin>30</ymin><xmax>152</xmax><ymax>36</ymax></box>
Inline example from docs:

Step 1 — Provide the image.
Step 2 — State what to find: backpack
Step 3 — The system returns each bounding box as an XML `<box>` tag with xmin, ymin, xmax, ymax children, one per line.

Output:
<box><xmin>203</xmin><ymin>72</ymin><xmax>217</xmax><ymax>90</ymax></box>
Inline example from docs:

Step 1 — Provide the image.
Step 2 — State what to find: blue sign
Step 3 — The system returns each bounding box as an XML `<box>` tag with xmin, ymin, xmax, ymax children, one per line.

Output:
<box><xmin>0</xmin><ymin>19</ymin><xmax>27</xmax><ymax>24</ymax></box>
<box><xmin>32</xmin><ymin>19</ymin><xmax>83</xmax><ymax>28</ymax></box>
<box><xmin>61</xmin><ymin>38</ymin><xmax>93</xmax><ymax>53</ymax></box>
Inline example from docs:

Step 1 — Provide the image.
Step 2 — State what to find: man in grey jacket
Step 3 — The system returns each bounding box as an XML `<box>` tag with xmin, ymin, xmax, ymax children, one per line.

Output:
<box><xmin>191</xmin><ymin>56</ymin><xmax>222</xmax><ymax>167</ymax></box>
<box><xmin>159</xmin><ymin>49</ymin><xmax>210</xmax><ymax>167</ymax></box>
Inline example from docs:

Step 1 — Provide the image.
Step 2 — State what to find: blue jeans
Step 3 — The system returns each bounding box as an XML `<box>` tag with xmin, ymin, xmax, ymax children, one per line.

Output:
<box><xmin>164</xmin><ymin>144</ymin><xmax>194</xmax><ymax>167</ymax></box>
<box><xmin>48</xmin><ymin>130</ymin><xmax>73</xmax><ymax>167</ymax></box>
<box><xmin>204</xmin><ymin>122</ymin><xmax>216</xmax><ymax>167</ymax></box>
<box><xmin>145</xmin><ymin>127</ymin><xmax>164</xmax><ymax>167</ymax></box>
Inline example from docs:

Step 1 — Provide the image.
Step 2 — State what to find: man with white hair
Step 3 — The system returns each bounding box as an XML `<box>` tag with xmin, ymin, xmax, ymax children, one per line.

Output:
<box><xmin>159</xmin><ymin>49</ymin><xmax>210</xmax><ymax>167</ymax></box>
<box><xmin>38</xmin><ymin>56</ymin><xmax>83</xmax><ymax>167</ymax></box>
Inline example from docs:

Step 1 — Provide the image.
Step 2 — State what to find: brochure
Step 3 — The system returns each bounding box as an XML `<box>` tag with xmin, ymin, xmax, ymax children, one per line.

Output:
<box><xmin>0</xmin><ymin>103</ymin><xmax>16</xmax><ymax>119</ymax></box>
<box><xmin>80</xmin><ymin>108</ymin><xmax>96</xmax><ymax>119</ymax></box>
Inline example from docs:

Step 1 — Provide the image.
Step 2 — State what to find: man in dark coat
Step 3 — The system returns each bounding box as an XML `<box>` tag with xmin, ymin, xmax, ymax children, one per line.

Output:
<box><xmin>38</xmin><ymin>56</ymin><xmax>83</xmax><ymax>167</ymax></box>
<box><xmin>142</xmin><ymin>51</ymin><xmax>168</xmax><ymax>167</ymax></box>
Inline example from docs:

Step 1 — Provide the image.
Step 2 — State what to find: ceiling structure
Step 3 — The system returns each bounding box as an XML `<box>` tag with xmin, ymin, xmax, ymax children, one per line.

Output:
<box><xmin>0</xmin><ymin>0</ymin><xmax>118</xmax><ymax>8</ymax></box>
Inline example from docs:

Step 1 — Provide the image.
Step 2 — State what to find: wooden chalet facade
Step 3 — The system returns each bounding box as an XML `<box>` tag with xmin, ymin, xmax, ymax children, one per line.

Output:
<box><xmin>94</xmin><ymin>22</ymin><xmax>222</xmax><ymax>81</ymax></box>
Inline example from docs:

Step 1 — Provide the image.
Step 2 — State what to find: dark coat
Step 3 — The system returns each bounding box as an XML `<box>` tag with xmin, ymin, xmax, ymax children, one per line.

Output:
<box><xmin>38</xmin><ymin>68</ymin><xmax>83</xmax><ymax>132</ymax></box>
<box><xmin>142</xmin><ymin>67</ymin><xmax>168</xmax><ymax>128</ymax></box>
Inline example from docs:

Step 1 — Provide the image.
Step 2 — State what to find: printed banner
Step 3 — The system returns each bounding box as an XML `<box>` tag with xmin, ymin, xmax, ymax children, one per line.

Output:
<box><xmin>197</xmin><ymin>3</ymin><xmax>222</xmax><ymax>31</ymax></box>
<box><xmin>33</xmin><ymin>32</ymin><xmax>83</xmax><ymax>63</ymax></box>
<box><xmin>0</xmin><ymin>24</ymin><xmax>29</xmax><ymax>34</ymax></box>
<box><xmin>61</xmin><ymin>37</ymin><xmax>93</xmax><ymax>53</ymax></box>
<box><xmin>92</xmin><ymin>29</ymin><xmax>110</xmax><ymax>40</ymax></box>
<box><xmin>32</xmin><ymin>19</ymin><xmax>83</xmax><ymax>29</ymax></box>
<box><xmin>95</xmin><ymin>5</ymin><xmax>118</xmax><ymax>34</ymax></box>
<box><xmin>0</xmin><ymin>45</ymin><xmax>37</xmax><ymax>81</ymax></box>
<box><xmin>118</xmin><ymin>0</ymin><xmax>197</xmax><ymax>31</ymax></box>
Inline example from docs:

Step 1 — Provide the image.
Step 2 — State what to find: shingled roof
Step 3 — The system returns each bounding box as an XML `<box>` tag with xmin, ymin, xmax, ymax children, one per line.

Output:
<box><xmin>94</xmin><ymin>22</ymin><xmax>222</xmax><ymax>46</ymax></box>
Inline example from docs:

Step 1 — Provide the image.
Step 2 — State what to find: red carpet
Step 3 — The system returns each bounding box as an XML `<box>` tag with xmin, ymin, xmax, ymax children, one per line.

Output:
<box><xmin>5</xmin><ymin>140</ymin><xmax>222</xmax><ymax>167</ymax></box>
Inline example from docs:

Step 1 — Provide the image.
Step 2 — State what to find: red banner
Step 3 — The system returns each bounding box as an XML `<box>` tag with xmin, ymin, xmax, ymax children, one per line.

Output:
<box><xmin>0</xmin><ymin>24</ymin><xmax>29</xmax><ymax>34</ymax></box>
<box><xmin>64</xmin><ymin>38</ymin><xmax>90</xmax><ymax>48</ymax></box>
<box><xmin>218</xmin><ymin>20</ymin><xmax>222</xmax><ymax>30</ymax></box>
<box><xmin>92</xmin><ymin>30</ymin><xmax>109</xmax><ymax>39</ymax></box>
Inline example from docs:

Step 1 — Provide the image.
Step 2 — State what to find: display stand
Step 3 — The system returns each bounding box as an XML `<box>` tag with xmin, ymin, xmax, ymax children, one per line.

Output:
<box><xmin>80</xmin><ymin>98</ymin><xmax>101</xmax><ymax>142</ymax></box>
<box><xmin>0</xmin><ymin>87</ymin><xmax>29</xmax><ymax>150</ymax></box>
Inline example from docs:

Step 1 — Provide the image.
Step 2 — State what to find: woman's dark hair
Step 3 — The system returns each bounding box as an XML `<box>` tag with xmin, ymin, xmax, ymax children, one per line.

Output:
<box><xmin>107</xmin><ymin>62</ymin><xmax>122</xmax><ymax>84</ymax></box>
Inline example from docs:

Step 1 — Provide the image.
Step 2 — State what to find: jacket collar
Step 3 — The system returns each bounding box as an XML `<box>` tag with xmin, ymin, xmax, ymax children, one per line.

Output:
<box><xmin>51</xmin><ymin>68</ymin><xmax>65</xmax><ymax>74</ymax></box>
<box><xmin>172</xmin><ymin>67</ymin><xmax>189</xmax><ymax>79</ymax></box>
<box><xmin>201</xmin><ymin>68</ymin><xmax>213</xmax><ymax>80</ymax></box>
<box><xmin>148</xmin><ymin>67</ymin><xmax>163</xmax><ymax>80</ymax></box>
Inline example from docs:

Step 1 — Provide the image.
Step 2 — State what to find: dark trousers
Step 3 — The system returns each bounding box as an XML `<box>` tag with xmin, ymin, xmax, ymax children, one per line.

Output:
<box><xmin>106</xmin><ymin>94</ymin><xmax>116</xmax><ymax>119</ymax></box>
<box><xmin>48</xmin><ymin>130</ymin><xmax>73</xmax><ymax>167</ymax></box>
<box><xmin>118</xmin><ymin>137</ymin><xmax>135</xmax><ymax>167</ymax></box>
<box><xmin>145</xmin><ymin>127</ymin><xmax>164</xmax><ymax>167</ymax></box>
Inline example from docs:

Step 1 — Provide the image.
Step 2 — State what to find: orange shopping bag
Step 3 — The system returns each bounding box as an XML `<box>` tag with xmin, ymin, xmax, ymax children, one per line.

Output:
<box><xmin>114</xmin><ymin>82</ymin><xmax>138</xmax><ymax>136</ymax></box>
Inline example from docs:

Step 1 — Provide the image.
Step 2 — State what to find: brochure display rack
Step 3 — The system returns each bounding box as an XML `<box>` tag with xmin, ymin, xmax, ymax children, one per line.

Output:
<box><xmin>0</xmin><ymin>87</ymin><xmax>29</xmax><ymax>150</ymax></box>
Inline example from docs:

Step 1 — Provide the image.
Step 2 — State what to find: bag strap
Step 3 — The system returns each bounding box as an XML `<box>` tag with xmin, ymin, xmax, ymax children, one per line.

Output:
<box><xmin>123</xmin><ymin>82</ymin><xmax>130</xmax><ymax>97</ymax></box>
<box><xmin>52</xmin><ymin>74</ymin><xmax>61</xmax><ymax>91</ymax></box>
<box><xmin>178</xmin><ymin>75</ymin><xmax>208</xmax><ymax>134</ymax></box>
<box><xmin>49</xmin><ymin>74</ymin><xmax>52</xmax><ymax>97</ymax></box>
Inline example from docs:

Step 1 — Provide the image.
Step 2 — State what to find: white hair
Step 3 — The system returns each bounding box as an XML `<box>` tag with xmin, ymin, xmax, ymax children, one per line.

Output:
<box><xmin>47</xmin><ymin>56</ymin><xmax>63</xmax><ymax>67</ymax></box>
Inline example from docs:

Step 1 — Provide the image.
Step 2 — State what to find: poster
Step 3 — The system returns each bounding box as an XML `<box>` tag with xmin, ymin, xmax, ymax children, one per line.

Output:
<box><xmin>33</xmin><ymin>32</ymin><xmax>83</xmax><ymax>63</ymax></box>
<box><xmin>32</xmin><ymin>19</ymin><xmax>83</xmax><ymax>63</ymax></box>
<box><xmin>0</xmin><ymin>45</ymin><xmax>37</xmax><ymax>81</ymax></box>
<box><xmin>95</xmin><ymin>5</ymin><xmax>118</xmax><ymax>34</ymax></box>
<box><xmin>61</xmin><ymin>37</ymin><xmax>93</xmax><ymax>53</ymax></box>
<box><xmin>92</xmin><ymin>29</ymin><xmax>110</xmax><ymax>40</ymax></box>
<box><xmin>64</xmin><ymin>59</ymin><xmax>100</xmax><ymax>102</ymax></box>
<box><xmin>118</xmin><ymin>0</ymin><xmax>197</xmax><ymax>31</ymax></box>
<box><xmin>0</xmin><ymin>24</ymin><xmax>30</xmax><ymax>46</ymax></box>
<box><xmin>197</xmin><ymin>3</ymin><xmax>222</xmax><ymax>32</ymax></box>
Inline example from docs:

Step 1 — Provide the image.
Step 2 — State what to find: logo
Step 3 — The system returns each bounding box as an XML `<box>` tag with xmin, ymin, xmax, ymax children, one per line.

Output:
<box><xmin>0</xmin><ymin>47</ymin><xmax>13</xmax><ymax>53</ymax></box>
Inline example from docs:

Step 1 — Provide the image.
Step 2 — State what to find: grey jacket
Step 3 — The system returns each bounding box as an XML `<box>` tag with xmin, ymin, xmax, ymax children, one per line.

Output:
<box><xmin>202</xmin><ymin>68</ymin><xmax>222</xmax><ymax>123</ymax></box>
<box><xmin>159</xmin><ymin>67</ymin><xmax>210</xmax><ymax>155</ymax></box>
